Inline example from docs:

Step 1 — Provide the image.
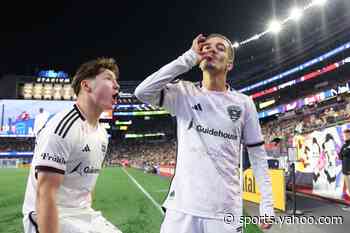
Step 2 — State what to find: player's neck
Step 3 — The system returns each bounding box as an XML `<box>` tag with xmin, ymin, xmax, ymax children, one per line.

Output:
<box><xmin>76</xmin><ymin>96</ymin><xmax>101</xmax><ymax>127</ymax></box>
<box><xmin>202</xmin><ymin>71</ymin><xmax>227</xmax><ymax>92</ymax></box>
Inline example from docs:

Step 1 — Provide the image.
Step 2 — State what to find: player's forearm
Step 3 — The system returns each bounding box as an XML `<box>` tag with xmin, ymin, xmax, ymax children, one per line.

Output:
<box><xmin>134</xmin><ymin>49</ymin><xmax>197</xmax><ymax>104</ymax></box>
<box><xmin>37</xmin><ymin>189</ymin><xmax>59</xmax><ymax>233</ymax></box>
<box><xmin>247</xmin><ymin>145</ymin><xmax>275</xmax><ymax>217</ymax></box>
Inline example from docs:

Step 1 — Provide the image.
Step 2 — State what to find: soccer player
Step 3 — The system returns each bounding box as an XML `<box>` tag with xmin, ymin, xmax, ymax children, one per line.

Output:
<box><xmin>22</xmin><ymin>58</ymin><xmax>122</xmax><ymax>233</ymax></box>
<box><xmin>339</xmin><ymin>129</ymin><xmax>350</xmax><ymax>211</ymax></box>
<box><xmin>135</xmin><ymin>34</ymin><xmax>275</xmax><ymax>232</ymax></box>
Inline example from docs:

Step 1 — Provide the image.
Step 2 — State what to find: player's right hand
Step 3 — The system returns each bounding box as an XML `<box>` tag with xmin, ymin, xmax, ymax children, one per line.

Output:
<box><xmin>191</xmin><ymin>34</ymin><xmax>207</xmax><ymax>64</ymax></box>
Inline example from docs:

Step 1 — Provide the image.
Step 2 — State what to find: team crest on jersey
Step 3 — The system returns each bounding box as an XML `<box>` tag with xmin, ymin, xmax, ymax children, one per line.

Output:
<box><xmin>227</xmin><ymin>105</ymin><xmax>242</xmax><ymax>122</ymax></box>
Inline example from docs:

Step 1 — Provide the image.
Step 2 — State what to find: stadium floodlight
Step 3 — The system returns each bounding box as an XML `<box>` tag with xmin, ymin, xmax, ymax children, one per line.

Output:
<box><xmin>229</xmin><ymin>0</ymin><xmax>328</xmax><ymax>47</ymax></box>
<box><xmin>312</xmin><ymin>0</ymin><xmax>327</xmax><ymax>6</ymax></box>
<box><xmin>268</xmin><ymin>20</ymin><xmax>282</xmax><ymax>34</ymax></box>
<box><xmin>252</xmin><ymin>34</ymin><xmax>260</xmax><ymax>40</ymax></box>
<box><xmin>233</xmin><ymin>42</ymin><xmax>240</xmax><ymax>48</ymax></box>
<box><xmin>290</xmin><ymin>7</ymin><xmax>303</xmax><ymax>21</ymax></box>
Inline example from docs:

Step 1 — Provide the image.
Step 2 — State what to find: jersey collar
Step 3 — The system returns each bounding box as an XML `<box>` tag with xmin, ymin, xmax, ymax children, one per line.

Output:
<box><xmin>199</xmin><ymin>81</ymin><xmax>233</xmax><ymax>92</ymax></box>
<box><xmin>73</xmin><ymin>104</ymin><xmax>86</xmax><ymax>121</ymax></box>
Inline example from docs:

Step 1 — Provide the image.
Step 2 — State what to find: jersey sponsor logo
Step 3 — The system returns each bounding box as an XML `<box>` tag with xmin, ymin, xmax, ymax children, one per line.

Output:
<box><xmin>69</xmin><ymin>162</ymin><xmax>101</xmax><ymax>176</ymax></box>
<box><xmin>40</xmin><ymin>152</ymin><xmax>66</xmax><ymax>165</ymax></box>
<box><xmin>82</xmin><ymin>144</ymin><xmax>91</xmax><ymax>152</ymax></box>
<box><xmin>192</xmin><ymin>103</ymin><xmax>203</xmax><ymax>111</ymax></box>
<box><xmin>196</xmin><ymin>124</ymin><xmax>238</xmax><ymax>140</ymax></box>
<box><xmin>227</xmin><ymin>105</ymin><xmax>242</xmax><ymax>122</ymax></box>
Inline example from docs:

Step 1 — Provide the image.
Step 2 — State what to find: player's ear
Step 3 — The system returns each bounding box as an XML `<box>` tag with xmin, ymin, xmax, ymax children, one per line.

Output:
<box><xmin>227</xmin><ymin>62</ymin><xmax>234</xmax><ymax>71</ymax></box>
<box><xmin>81</xmin><ymin>80</ymin><xmax>92</xmax><ymax>93</ymax></box>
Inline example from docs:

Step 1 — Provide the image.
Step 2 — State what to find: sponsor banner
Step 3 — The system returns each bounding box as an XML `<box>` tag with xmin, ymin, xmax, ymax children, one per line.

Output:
<box><xmin>17</xmin><ymin>163</ymin><xmax>31</xmax><ymax>168</ymax></box>
<box><xmin>240</xmin><ymin>42</ymin><xmax>350</xmax><ymax>92</ymax></box>
<box><xmin>0</xmin><ymin>159</ymin><xmax>18</xmax><ymax>168</ymax></box>
<box><xmin>259</xmin><ymin>99</ymin><xmax>275</xmax><ymax>109</ymax></box>
<box><xmin>243</xmin><ymin>168</ymin><xmax>286</xmax><ymax>211</ymax></box>
<box><xmin>0</xmin><ymin>151</ymin><xmax>33</xmax><ymax>158</ymax></box>
<box><xmin>159</xmin><ymin>165</ymin><xmax>175</xmax><ymax>177</ymax></box>
<box><xmin>293</xmin><ymin>123</ymin><xmax>350</xmax><ymax>201</ymax></box>
<box><xmin>258</xmin><ymin>79</ymin><xmax>350</xmax><ymax>119</ymax></box>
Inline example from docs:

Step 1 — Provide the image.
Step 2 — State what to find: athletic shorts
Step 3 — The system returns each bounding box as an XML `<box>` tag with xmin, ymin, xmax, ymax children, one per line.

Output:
<box><xmin>342</xmin><ymin>158</ymin><xmax>350</xmax><ymax>175</ymax></box>
<box><xmin>23</xmin><ymin>208</ymin><xmax>122</xmax><ymax>233</ymax></box>
<box><xmin>160</xmin><ymin>209</ymin><xmax>242</xmax><ymax>233</ymax></box>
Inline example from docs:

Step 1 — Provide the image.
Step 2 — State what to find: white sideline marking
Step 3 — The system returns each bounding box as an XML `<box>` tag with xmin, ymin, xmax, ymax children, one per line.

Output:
<box><xmin>122</xmin><ymin>168</ymin><xmax>164</xmax><ymax>215</ymax></box>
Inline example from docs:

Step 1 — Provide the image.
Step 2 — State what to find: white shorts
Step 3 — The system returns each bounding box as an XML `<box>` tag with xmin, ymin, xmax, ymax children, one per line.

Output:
<box><xmin>160</xmin><ymin>209</ymin><xmax>242</xmax><ymax>233</ymax></box>
<box><xmin>23</xmin><ymin>208</ymin><xmax>122</xmax><ymax>233</ymax></box>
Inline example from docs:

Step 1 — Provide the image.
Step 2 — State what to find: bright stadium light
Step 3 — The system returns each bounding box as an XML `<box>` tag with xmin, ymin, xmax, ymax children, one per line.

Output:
<box><xmin>252</xmin><ymin>34</ymin><xmax>260</xmax><ymax>40</ymax></box>
<box><xmin>290</xmin><ymin>7</ymin><xmax>303</xmax><ymax>21</ymax></box>
<box><xmin>230</xmin><ymin>0</ymin><xmax>330</xmax><ymax>47</ymax></box>
<box><xmin>233</xmin><ymin>42</ymin><xmax>240</xmax><ymax>48</ymax></box>
<box><xmin>268</xmin><ymin>20</ymin><xmax>282</xmax><ymax>34</ymax></box>
<box><xmin>312</xmin><ymin>0</ymin><xmax>327</xmax><ymax>6</ymax></box>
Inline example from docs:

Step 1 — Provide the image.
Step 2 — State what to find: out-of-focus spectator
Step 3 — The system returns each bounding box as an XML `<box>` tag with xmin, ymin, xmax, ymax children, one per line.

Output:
<box><xmin>33</xmin><ymin>108</ymin><xmax>50</xmax><ymax>136</ymax></box>
<box><xmin>261</xmin><ymin>100</ymin><xmax>350</xmax><ymax>143</ymax></box>
<box><xmin>0</xmin><ymin>138</ymin><xmax>35</xmax><ymax>152</ymax></box>
<box><xmin>107</xmin><ymin>139</ymin><xmax>176</xmax><ymax>173</ymax></box>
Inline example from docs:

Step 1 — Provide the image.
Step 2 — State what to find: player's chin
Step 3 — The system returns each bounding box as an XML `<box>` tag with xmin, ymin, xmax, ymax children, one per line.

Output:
<box><xmin>100</xmin><ymin>102</ymin><xmax>114</xmax><ymax>111</ymax></box>
<box><xmin>201</xmin><ymin>62</ymin><xmax>214</xmax><ymax>70</ymax></box>
<box><xmin>207</xmin><ymin>64</ymin><xmax>222</xmax><ymax>73</ymax></box>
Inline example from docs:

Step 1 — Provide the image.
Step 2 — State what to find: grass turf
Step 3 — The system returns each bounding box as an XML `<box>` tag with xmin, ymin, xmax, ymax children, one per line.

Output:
<box><xmin>0</xmin><ymin>167</ymin><xmax>261</xmax><ymax>233</ymax></box>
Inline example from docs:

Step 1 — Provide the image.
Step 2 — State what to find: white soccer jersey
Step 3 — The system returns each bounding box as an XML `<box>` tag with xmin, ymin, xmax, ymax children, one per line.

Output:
<box><xmin>135</xmin><ymin>49</ymin><xmax>274</xmax><ymax>220</ymax></box>
<box><xmin>23</xmin><ymin>104</ymin><xmax>109</xmax><ymax>216</ymax></box>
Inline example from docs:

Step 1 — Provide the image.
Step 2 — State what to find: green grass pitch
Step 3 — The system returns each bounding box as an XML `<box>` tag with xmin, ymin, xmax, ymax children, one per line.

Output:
<box><xmin>0</xmin><ymin>167</ymin><xmax>261</xmax><ymax>233</ymax></box>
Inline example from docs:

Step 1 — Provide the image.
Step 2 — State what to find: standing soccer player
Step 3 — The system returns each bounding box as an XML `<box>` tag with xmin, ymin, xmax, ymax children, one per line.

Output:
<box><xmin>339</xmin><ymin>129</ymin><xmax>350</xmax><ymax>211</ymax></box>
<box><xmin>22</xmin><ymin>58</ymin><xmax>122</xmax><ymax>233</ymax></box>
<box><xmin>135</xmin><ymin>34</ymin><xmax>275</xmax><ymax>232</ymax></box>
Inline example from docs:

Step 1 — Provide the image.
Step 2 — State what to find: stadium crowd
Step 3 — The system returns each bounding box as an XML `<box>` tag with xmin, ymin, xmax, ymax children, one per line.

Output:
<box><xmin>108</xmin><ymin>139</ymin><xmax>176</xmax><ymax>173</ymax></box>
<box><xmin>2</xmin><ymin>94</ymin><xmax>350</xmax><ymax>174</ymax></box>
<box><xmin>261</xmin><ymin>98</ymin><xmax>350</xmax><ymax>144</ymax></box>
<box><xmin>0</xmin><ymin>138</ymin><xmax>35</xmax><ymax>152</ymax></box>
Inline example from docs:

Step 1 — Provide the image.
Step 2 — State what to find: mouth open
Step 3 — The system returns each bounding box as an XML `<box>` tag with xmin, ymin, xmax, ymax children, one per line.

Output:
<box><xmin>112</xmin><ymin>93</ymin><xmax>119</xmax><ymax>104</ymax></box>
<box><xmin>203</xmin><ymin>54</ymin><xmax>216</xmax><ymax>62</ymax></box>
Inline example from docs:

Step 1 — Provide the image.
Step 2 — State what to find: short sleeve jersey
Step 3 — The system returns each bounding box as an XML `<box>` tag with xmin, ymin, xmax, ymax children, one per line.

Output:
<box><xmin>23</xmin><ymin>104</ymin><xmax>109</xmax><ymax>215</ymax></box>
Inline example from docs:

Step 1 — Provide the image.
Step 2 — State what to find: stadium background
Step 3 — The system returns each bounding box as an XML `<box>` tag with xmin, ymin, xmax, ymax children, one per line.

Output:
<box><xmin>1</xmin><ymin>0</ymin><xmax>350</xmax><ymax>232</ymax></box>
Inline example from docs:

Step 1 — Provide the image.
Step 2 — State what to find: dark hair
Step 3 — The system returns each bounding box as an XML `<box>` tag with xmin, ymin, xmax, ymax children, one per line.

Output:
<box><xmin>325</xmin><ymin>133</ymin><xmax>334</xmax><ymax>142</ymax></box>
<box><xmin>344</xmin><ymin>129</ymin><xmax>350</xmax><ymax>134</ymax></box>
<box><xmin>206</xmin><ymin>33</ymin><xmax>234</xmax><ymax>63</ymax></box>
<box><xmin>71</xmin><ymin>57</ymin><xmax>119</xmax><ymax>95</ymax></box>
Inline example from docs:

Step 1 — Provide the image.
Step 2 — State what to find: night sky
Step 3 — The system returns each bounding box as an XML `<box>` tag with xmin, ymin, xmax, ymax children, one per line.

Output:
<box><xmin>0</xmin><ymin>0</ymin><xmax>349</xmax><ymax>86</ymax></box>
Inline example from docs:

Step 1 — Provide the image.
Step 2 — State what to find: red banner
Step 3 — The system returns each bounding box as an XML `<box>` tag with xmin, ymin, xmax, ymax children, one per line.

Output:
<box><xmin>159</xmin><ymin>165</ymin><xmax>175</xmax><ymax>177</ymax></box>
